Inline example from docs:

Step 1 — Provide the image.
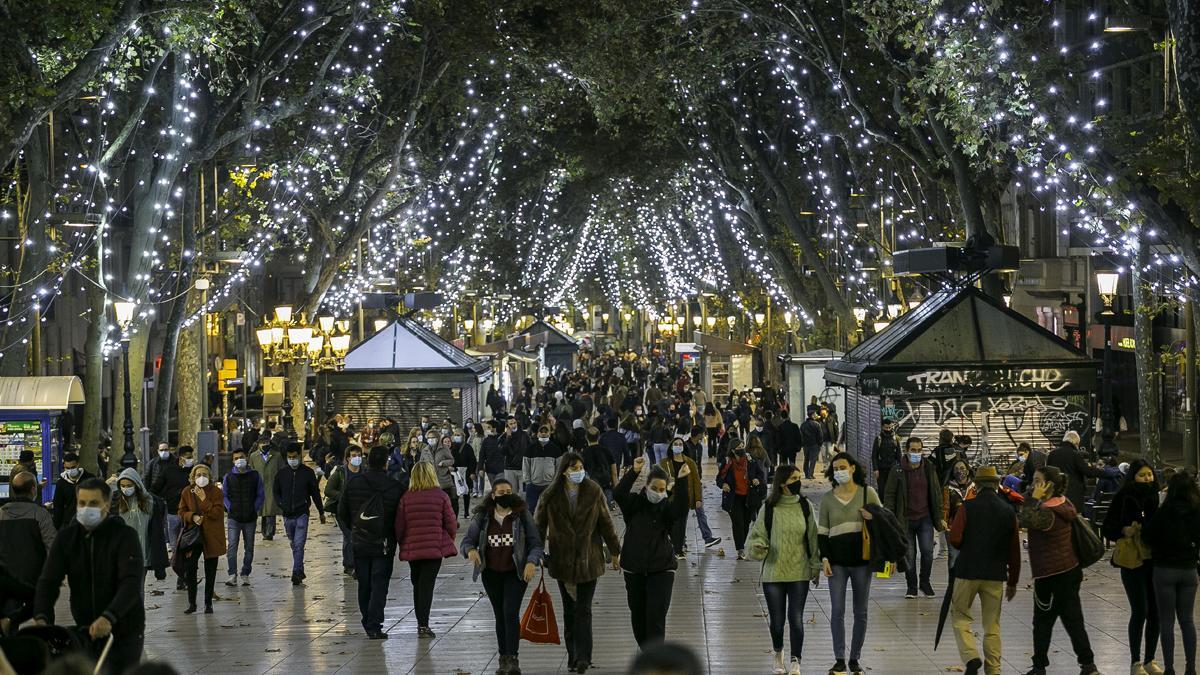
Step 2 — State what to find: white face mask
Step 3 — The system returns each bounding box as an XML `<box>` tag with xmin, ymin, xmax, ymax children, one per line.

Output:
<box><xmin>833</xmin><ymin>469</ymin><xmax>852</xmax><ymax>485</ymax></box>
<box><xmin>183</xmin><ymin>458</ymin><xmax>195</xmax><ymax>468</ymax></box>
<box><xmin>350</xmin><ymin>456</ymin><xmax>363</xmax><ymax>467</ymax></box>
<box><xmin>234</xmin><ymin>458</ymin><xmax>248</xmax><ymax>470</ymax></box>
<box><xmin>452</xmin><ymin>436</ymin><xmax>462</xmax><ymax>443</ymax></box>
<box><xmin>64</xmin><ymin>467</ymin><xmax>82</xmax><ymax>480</ymax></box>
<box><xmin>158</xmin><ymin>451</ymin><xmax>170</xmax><ymax>460</ymax></box>
<box><xmin>645</xmin><ymin>488</ymin><xmax>667</xmax><ymax>504</ymax></box>
<box><xmin>121</xmin><ymin>486</ymin><xmax>137</xmax><ymax>497</ymax></box>
<box><xmin>287</xmin><ymin>458</ymin><xmax>300</xmax><ymax>469</ymax></box>
<box><xmin>76</xmin><ymin>506</ymin><xmax>104</xmax><ymax>529</ymax></box>
<box><xmin>195</xmin><ymin>475</ymin><xmax>210</xmax><ymax>488</ymax></box>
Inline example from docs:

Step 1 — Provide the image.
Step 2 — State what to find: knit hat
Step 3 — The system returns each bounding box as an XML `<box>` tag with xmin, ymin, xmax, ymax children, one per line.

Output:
<box><xmin>974</xmin><ymin>466</ymin><xmax>1000</xmax><ymax>484</ymax></box>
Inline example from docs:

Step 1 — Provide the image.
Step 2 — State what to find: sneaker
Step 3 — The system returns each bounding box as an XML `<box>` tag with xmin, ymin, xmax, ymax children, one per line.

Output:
<box><xmin>176</xmin><ymin>580</ymin><xmax>186</xmax><ymax>591</ymax></box>
<box><xmin>417</xmin><ymin>626</ymin><xmax>436</xmax><ymax>638</ymax></box>
<box><xmin>575</xmin><ymin>662</ymin><xmax>590</xmax><ymax>674</ymax></box>
<box><xmin>829</xmin><ymin>660</ymin><xmax>847</xmax><ymax>675</ymax></box>
<box><xmin>737</xmin><ymin>550</ymin><xmax>747</xmax><ymax>560</ymax></box>
<box><xmin>789</xmin><ymin>657</ymin><xmax>801</xmax><ymax>675</ymax></box>
<box><xmin>905</xmin><ymin>589</ymin><xmax>917</xmax><ymax>599</ymax></box>
<box><xmin>849</xmin><ymin>660</ymin><xmax>864</xmax><ymax>675</ymax></box>
<box><xmin>241</xmin><ymin>577</ymin><xmax>251</xmax><ymax>586</ymax></box>
<box><xmin>1080</xmin><ymin>666</ymin><xmax>1100</xmax><ymax>675</ymax></box>
<box><xmin>1131</xmin><ymin>663</ymin><xmax>1148</xmax><ymax>675</ymax></box>
<box><xmin>920</xmin><ymin>581</ymin><xmax>936</xmax><ymax>597</ymax></box>
<box><xmin>291</xmin><ymin>574</ymin><xmax>302</xmax><ymax>586</ymax></box>
<box><xmin>183</xmin><ymin>605</ymin><xmax>197</xmax><ymax>615</ymax></box>
<box><xmin>704</xmin><ymin>537</ymin><xmax>722</xmax><ymax>548</ymax></box>
<box><xmin>225</xmin><ymin>575</ymin><xmax>238</xmax><ymax>587</ymax></box>
<box><xmin>675</xmin><ymin>553</ymin><xmax>686</xmax><ymax>560</ymax></box>
<box><xmin>204</xmin><ymin>605</ymin><xmax>213</xmax><ymax>614</ymax></box>
<box><xmin>966</xmin><ymin>658</ymin><xmax>982</xmax><ymax>675</ymax></box>
<box><xmin>1144</xmin><ymin>663</ymin><xmax>1164</xmax><ymax>675</ymax></box>
<box><xmin>772</xmin><ymin>651</ymin><xmax>786</xmax><ymax>675</ymax></box>
<box><xmin>366</xmin><ymin>630</ymin><xmax>388</xmax><ymax>640</ymax></box>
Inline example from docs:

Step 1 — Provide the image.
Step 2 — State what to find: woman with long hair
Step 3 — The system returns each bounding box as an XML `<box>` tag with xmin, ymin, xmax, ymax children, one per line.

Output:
<box><xmin>747</xmin><ymin>464</ymin><xmax>820</xmax><ymax>675</ymax></box>
<box><xmin>703</xmin><ymin>402</ymin><xmax>721</xmax><ymax>458</ymax></box>
<box><xmin>1144</xmin><ymin>472</ymin><xmax>1200</xmax><ymax>675</ymax></box>
<box><xmin>718</xmin><ymin>439</ymin><xmax>768</xmax><ymax>560</ymax></box>
<box><xmin>113</xmin><ymin>467</ymin><xmax>169</xmax><ymax>592</ymax></box>
<box><xmin>1019</xmin><ymin>465</ymin><xmax>1098</xmax><ymax>675</ymax></box>
<box><xmin>461</xmin><ymin>479</ymin><xmax>542</xmax><ymax>675</ymax></box>
<box><xmin>534</xmin><ymin>452</ymin><xmax>622</xmax><ymax>674</ymax></box>
<box><xmin>817</xmin><ymin>453</ymin><xmax>880</xmax><ymax>675</ymax></box>
<box><xmin>1101</xmin><ymin>459</ymin><xmax>1163</xmax><ymax>675</ymax></box>
<box><xmin>394</xmin><ymin>461</ymin><xmax>457</xmax><ymax>638</ymax></box>
<box><xmin>178</xmin><ymin>464</ymin><xmax>226</xmax><ymax>614</ymax></box>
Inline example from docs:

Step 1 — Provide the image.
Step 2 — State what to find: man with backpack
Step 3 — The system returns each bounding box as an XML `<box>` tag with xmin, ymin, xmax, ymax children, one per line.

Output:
<box><xmin>337</xmin><ymin>446</ymin><xmax>403</xmax><ymax>639</ymax></box>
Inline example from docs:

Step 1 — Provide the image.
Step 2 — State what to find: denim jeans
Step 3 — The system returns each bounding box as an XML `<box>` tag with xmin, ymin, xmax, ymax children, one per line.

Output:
<box><xmin>336</xmin><ymin>515</ymin><xmax>355</xmax><ymax>571</ymax></box>
<box><xmin>802</xmin><ymin>445</ymin><xmax>820</xmax><ymax>478</ymax></box>
<box><xmin>166</xmin><ymin>514</ymin><xmax>182</xmax><ymax>551</ymax></box>
<box><xmin>693</xmin><ymin>506</ymin><xmax>714</xmax><ymax>541</ymax></box>
<box><xmin>226</xmin><ymin>520</ymin><xmax>257</xmax><ymax>577</ymax></box>
<box><xmin>829</xmin><ymin>564</ymin><xmax>872</xmax><ymax>661</ymax></box>
<box><xmin>355</xmin><ymin>555</ymin><xmax>394</xmax><ymax>632</ymax></box>
<box><xmin>762</xmin><ymin>581</ymin><xmax>809</xmax><ymax>656</ymax></box>
<box><xmin>651</xmin><ymin>443</ymin><xmax>668</xmax><ymax>464</ymax></box>
<box><xmin>1153</xmin><ymin>565</ymin><xmax>1199</xmax><ymax>670</ymax></box>
<box><xmin>283</xmin><ymin>514</ymin><xmax>310</xmax><ymax>574</ymax></box>
<box><xmin>904</xmin><ymin>516</ymin><xmax>935</xmax><ymax>591</ymax></box>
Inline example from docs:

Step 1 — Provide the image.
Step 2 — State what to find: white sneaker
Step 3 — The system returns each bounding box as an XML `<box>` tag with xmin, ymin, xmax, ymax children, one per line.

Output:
<box><xmin>1130</xmin><ymin>663</ymin><xmax>1147</xmax><ymax>675</ymax></box>
<box><xmin>1142</xmin><ymin>661</ymin><xmax>1164</xmax><ymax>675</ymax></box>
<box><xmin>224</xmin><ymin>574</ymin><xmax>237</xmax><ymax>587</ymax></box>
<box><xmin>789</xmin><ymin>657</ymin><xmax>801</xmax><ymax>675</ymax></box>
<box><xmin>772</xmin><ymin>651</ymin><xmax>786</xmax><ymax>675</ymax></box>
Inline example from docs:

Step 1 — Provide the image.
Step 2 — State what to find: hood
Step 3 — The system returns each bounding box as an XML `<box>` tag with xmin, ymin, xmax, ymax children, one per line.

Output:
<box><xmin>118</xmin><ymin>467</ymin><xmax>148</xmax><ymax>495</ymax></box>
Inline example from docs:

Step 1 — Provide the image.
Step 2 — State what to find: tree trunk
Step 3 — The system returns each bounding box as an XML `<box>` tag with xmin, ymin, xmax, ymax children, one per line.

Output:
<box><xmin>0</xmin><ymin>122</ymin><xmax>50</xmax><ymax>375</ymax></box>
<box><xmin>79</xmin><ymin>278</ymin><xmax>107</xmax><ymax>476</ymax></box>
<box><xmin>1167</xmin><ymin>0</ymin><xmax>1200</xmax><ymax>142</ymax></box>
<box><xmin>174</xmin><ymin>290</ymin><xmax>203</xmax><ymax>450</ymax></box>
<box><xmin>1133</xmin><ymin>239</ymin><xmax>1161</xmax><ymax>464</ymax></box>
<box><xmin>152</xmin><ymin>179</ymin><xmax>198</xmax><ymax>444</ymax></box>
<box><xmin>286</xmin><ymin>361</ymin><xmax>308</xmax><ymax>442</ymax></box>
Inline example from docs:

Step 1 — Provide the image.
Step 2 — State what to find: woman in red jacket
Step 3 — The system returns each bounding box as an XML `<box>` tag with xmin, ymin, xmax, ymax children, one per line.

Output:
<box><xmin>395</xmin><ymin>461</ymin><xmax>457</xmax><ymax>638</ymax></box>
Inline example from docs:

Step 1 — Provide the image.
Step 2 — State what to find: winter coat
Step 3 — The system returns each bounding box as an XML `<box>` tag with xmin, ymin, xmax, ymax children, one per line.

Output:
<box><xmin>480</xmin><ymin>436</ymin><xmax>506</xmax><ymax>475</ymax></box>
<box><xmin>1046</xmin><ymin>442</ymin><xmax>1106</xmax><ymax>508</ymax></box>
<box><xmin>0</xmin><ymin>497</ymin><xmax>56</xmax><ymax>552</ymax></box>
<box><xmin>1019</xmin><ymin>495</ymin><xmax>1079</xmax><ymax>579</ymax></box>
<box><xmin>863</xmin><ymin>503</ymin><xmax>909</xmax><ymax>573</ymax></box>
<box><xmin>461</xmin><ymin>500</ymin><xmax>543</xmax><ymax>582</ymax></box>
<box><xmin>883</xmin><ymin>457</ymin><xmax>946</xmax><ymax>530</ymax></box>
<box><xmin>338</xmin><ymin>469</ymin><xmax>403</xmax><ymax>558</ymax></box>
<box><xmin>394</xmin><ymin>488</ymin><xmax>457</xmax><ymax>561</ymax></box>
<box><xmin>273</xmin><ymin>463</ymin><xmax>324</xmax><ymax>519</ymax></box>
<box><xmin>322</xmin><ymin>464</ymin><xmax>360</xmax><ymax>513</ymax></box>
<box><xmin>452</xmin><ymin>441</ymin><xmax>477</xmax><ymax>474</ymax></box>
<box><xmin>1100</xmin><ymin>485</ymin><xmax>1159</xmax><ymax>546</ymax></box>
<box><xmin>249</xmin><ymin>449</ymin><xmax>282</xmax><ymax>517</ymax></box>
<box><xmin>523</xmin><ymin>439</ymin><xmax>565</xmax><ymax>487</ymax></box>
<box><xmin>747</xmin><ymin>496</ymin><xmax>821</xmax><ymax>583</ymax></box>
<box><xmin>432</xmin><ymin>445</ymin><xmax>456</xmax><ymax>490</ymax></box>
<box><xmin>178</xmin><ymin>484</ymin><xmax>228</xmax><ymax>559</ymax></box>
<box><xmin>501</xmin><ymin>430</ymin><xmax>531</xmax><ymax>470</ymax></box>
<box><xmin>222</xmin><ymin>468</ymin><xmax>264</xmax><ymax>524</ymax></box>
<box><xmin>1143</xmin><ymin>498</ymin><xmax>1200</xmax><ymax>569</ymax></box>
<box><xmin>34</xmin><ymin>515</ymin><xmax>144</xmax><ymax>637</ymax></box>
<box><xmin>535</xmin><ymin>478</ymin><xmax>622</xmax><ymax>584</ymax></box>
<box><xmin>151</xmin><ymin>461</ymin><xmax>191</xmax><ymax>516</ymax></box>
<box><xmin>113</xmin><ymin>468</ymin><xmax>169</xmax><ymax>576</ymax></box>
<box><xmin>718</xmin><ymin>455</ymin><xmax>768</xmax><ymax>516</ymax></box>
<box><xmin>614</xmin><ymin>467</ymin><xmax>690</xmax><ymax>574</ymax></box>
<box><xmin>799</xmin><ymin>419</ymin><xmax>824</xmax><ymax>449</ymax></box>
<box><xmin>51</xmin><ymin>471</ymin><xmax>93</xmax><ymax>530</ymax></box>
<box><xmin>659</xmin><ymin>455</ymin><xmax>702</xmax><ymax>505</ymax></box>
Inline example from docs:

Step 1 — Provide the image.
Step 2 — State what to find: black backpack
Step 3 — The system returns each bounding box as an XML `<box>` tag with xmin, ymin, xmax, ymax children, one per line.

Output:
<box><xmin>352</xmin><ymin>491</ymin><xmax>389</xmax><ymax>553</ymax></box>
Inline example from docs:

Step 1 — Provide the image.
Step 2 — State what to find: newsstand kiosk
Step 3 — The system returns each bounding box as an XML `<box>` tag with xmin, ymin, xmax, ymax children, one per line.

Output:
<box><xmin>0</xmin><ymin>376</ymin><xmax>85</xmax><ymax>501</ymax></box>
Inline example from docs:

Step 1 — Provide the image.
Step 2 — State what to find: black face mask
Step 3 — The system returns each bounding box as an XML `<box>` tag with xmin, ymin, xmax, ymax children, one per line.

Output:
<box><xmin>494</xmin><ymin>494</ymin><xmax>520</xmax><ymax>509</ymax></box>
<box><xmin>784</xmin><ymin>481</ymin><xmax>801</xmax><ymax>496</ymax></box>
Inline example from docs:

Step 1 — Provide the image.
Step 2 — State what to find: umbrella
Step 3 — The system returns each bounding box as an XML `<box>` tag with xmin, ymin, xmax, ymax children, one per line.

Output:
<box><xmin>934</xmin><ymin>566</ymin><xmax>956</xmax><ymax>650</ymax></box>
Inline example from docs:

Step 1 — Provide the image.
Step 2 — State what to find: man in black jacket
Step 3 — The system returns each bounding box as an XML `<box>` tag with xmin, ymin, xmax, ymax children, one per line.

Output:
<box><xmin>273</xmin><ymin>446</ymin><xmax>325</xmax><ymax>585</ymax></box>
<box><xmin>776</xmin><ymin>411</ymin><xmax>802</xmax><ymax>468</ymax></box>
<box><xmin>151</xmin><ymin>446</ymin><xmax>195</xmax><ymax>589</ymax></box>
<box><xmin>51</xmin><ymin>452</ymin><xmax>93</xmax><ymax>530</ymax></box>
<box><xmin>34</xmin><ymin>478</ymin><xmax>144</xmax><ymax>673</ymax></box>
<box><xmin>338</xmin><ymin>446</ymin><xmax>403</xmax><ymax>639</ymax></box>
<box><xmin>946</xmin><ymin>467</ymin><xmax>1021</xmax><ymax>675</ymax></box>
<box><xmin>500</xmin><ymin>417</ymin><xmax>530</xmax><ymax>491</ymax></box>
<box><xmin>222</xmin><ymin>449</ymin><xmax>264</xmax><ymax>587</ymax></box>
<box><xmin>799</xmin><ymin>410</ymin><xmax>824</xmax><ymax>480</ymax></box>
<box><xmin>872</xmin><ymin>419</ymin><xmax>900</xmax><ymax>489</ymax></box>
<box><xmin>1046</xmin><ymin>430</ymin><xmax>1106</xmax><ymax>510</ymax></box>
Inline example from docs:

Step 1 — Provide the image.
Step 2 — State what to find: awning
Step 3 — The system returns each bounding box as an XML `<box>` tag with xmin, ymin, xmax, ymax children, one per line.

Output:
<box><xmin>695</xmin><ymin>332</ymin><xmax>757</xmax><ymax>356</ymax></box>
<box><xmin>0</xmin><ymin>376</ymin><xmax>85</xmax><ymax>410</ymax></box>
<box><xmin>471</xmin><ymin>331</ymin><xmax>552</xmax><ymax>355</ymax></box>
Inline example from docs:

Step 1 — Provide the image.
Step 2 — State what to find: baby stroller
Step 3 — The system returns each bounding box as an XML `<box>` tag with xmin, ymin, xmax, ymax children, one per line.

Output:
<box><xmin>2</xmin><ymin>624</ymin><xmax>114</xmax><ymax>674</ymax></box>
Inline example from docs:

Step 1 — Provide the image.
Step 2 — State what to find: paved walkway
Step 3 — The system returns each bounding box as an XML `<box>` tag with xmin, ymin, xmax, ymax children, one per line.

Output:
<box><xmin>68</xmin><ymin>462</ymin><xmax>1187</xmax><ymax>674</ymax></box>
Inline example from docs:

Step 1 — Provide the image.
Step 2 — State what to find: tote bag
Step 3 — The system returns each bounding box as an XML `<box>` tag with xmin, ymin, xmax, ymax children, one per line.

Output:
<box><xmin>519</xmin><ymin>571</ymin><xmax>561</xmax><ymax>644</ymax></box>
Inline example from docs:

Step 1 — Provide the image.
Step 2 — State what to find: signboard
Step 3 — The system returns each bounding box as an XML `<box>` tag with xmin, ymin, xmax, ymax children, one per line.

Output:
<box><xmin>0</xmin><ymin>420</ymin><xmax>43</xmax><ymax>479</ymax></box>
<box><xmin>263</xmin><ymin>376</ymin><xmax>285</xmax><ymax>407</ymax></box>
<box><xmin>674</xmin><ymin>342</ymin><xmax>700</xmax><ymax>353</ymax></box>
<box><xmin>856</xmin><ymin>364</ymin><xmax>1099</xmax><ymax>397</ymax></box>
<box><xmin>218</xmin><ymin>358</ymin><xmax>239</xmax><ymax>392</ymax></box>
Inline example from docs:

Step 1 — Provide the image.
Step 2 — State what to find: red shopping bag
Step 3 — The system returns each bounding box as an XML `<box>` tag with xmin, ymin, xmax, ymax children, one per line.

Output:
<box><xmin>519</xmin><ymin>571</ymin><xmax>561</xmax><ymax>644</ymax></box>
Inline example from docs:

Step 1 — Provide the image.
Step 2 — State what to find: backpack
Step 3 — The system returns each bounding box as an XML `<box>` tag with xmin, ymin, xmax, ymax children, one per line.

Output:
<box><xmin>764</xmin><ymin>497</ymin><xmax>812</xmax><ymax>555</ymax></box>
<box><xmin>352</xmin><ymin>491</ymin><xmax>389</xmax><ymax>553</ymax></box>
<box><xmin>1070</xmin><ymin>513</ymin><xmax>1105</xmax><ymax>568</ymax></box>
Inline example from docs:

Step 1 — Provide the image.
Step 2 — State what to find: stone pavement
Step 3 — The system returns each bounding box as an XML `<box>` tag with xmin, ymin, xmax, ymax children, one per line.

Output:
<box><xmin>62</xmin><ymin>462</ymin><xmax>1188</xmax><ymax>674</ymax></box>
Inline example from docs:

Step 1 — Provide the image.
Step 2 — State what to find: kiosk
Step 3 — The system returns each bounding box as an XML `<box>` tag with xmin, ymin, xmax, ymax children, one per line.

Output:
<box><xmin>0</xmin><ymin>376</ymin><xmax>85</xmax><ymax>501</ymax></box>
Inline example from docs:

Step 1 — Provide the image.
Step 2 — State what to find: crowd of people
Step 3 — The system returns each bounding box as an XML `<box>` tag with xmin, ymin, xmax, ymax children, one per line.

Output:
<box><xmin>1</xmin><ymin>352</ymin><xmax>1199</xmax><ymax>675</ymax></box>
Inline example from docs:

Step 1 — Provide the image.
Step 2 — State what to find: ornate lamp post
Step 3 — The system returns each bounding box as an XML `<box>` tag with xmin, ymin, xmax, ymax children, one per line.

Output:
<box><xmin>1096</xmin><ymin>270</ymin><xmax>1120</xmax><ymax>433</ymax></box>
<box><xmin>113</xmin><ymin>300</ymin><xmax>138</xmax><ymax>470</ymax></box>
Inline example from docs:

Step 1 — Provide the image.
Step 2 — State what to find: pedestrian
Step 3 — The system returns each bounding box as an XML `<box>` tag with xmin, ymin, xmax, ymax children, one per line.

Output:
<box><xmin>535</xmin><ymin>452</ymin><xmax>622</xmax><ymax>674</ymax></box>
<box><xmin>718</xmin><ymin>438</ymin><xmax>768</xmax><ymax>560</ymax></box>
<box><xmin>177</xmin><ymin>464</ymin><xmax>226</xmax><ymax>615</ymax></box>
<box><xmin>151</xmin><ymin>445</ymin><xmax>194</xmax><ymax>590</ymax></box>
<box><xmin>820</xmin><ymin>403</ymin><xmax>840</xmax><ymax>464</ymax></box>
<box><xmin>932</xmin><ymin>428</ymin><xmax>959</xmax><ymax>482</ymax></box>
<box><xmin>335</xmin><ymin>446</ymin><xmax>402</xmax><ymax>639</ymax></box>
<box><xmin>584</xmin><ymin>427</ymin><xmax>618</xmax><ymax>509</ymax></box>
<box><xmin>883</xmin><ymin>436</ymin><xmax>945</xmax><ymax>598</ymax></box>
<box><xmin>946</xmin><ymin>466</ymin><xmax>1021</xmax><ymax>675</ymax></box>
<box><xmin>1019</xmin><ymin>465</ymin><xmax>1099</xmax><ymax>675</ymax></box>
<box><xmin>616</xmin><ymin>457</ymin><xmax>690</xmax><ymax>647</ymax></box>
<box><xmin>523</xmin><ymin>425</ymin><xmax>564</xmax><ymax>516</ymax></box>
<box><xmin>775</xmin><ymin>411</ymin><xmax>802</xmax><ymax>469</ymax></box>
<box><xmin>747</xmin><ymin>464</ymin><xmax>820</xmax><ymax>675</ymax></box>
<box><xmin>468</xmin><ymin>422</ymin><xmax>486</xmax><ymax>497</ymax></box>
<box><xmin>1100</xmin><ymin>459</ymin><xmax>1163</xmax><ymax>675</ymax></box>
<box><xmin>659</xmin><ymin>438</ymin><xmax>701</xmax><ymax>558</ymax></box>
<box><xmin>112</xmin><ymin>469</ymin><xmax>169</xmax><ymax>593</ymax></box>
<box><xmin>799</xmin><ymin>410</ymin><xmax>823</xmax><ymax>480</ymax></box>
<box><xmin>249</xmin><ymin>440</ymin><xmax>281</xmax><ymax>541</ymax></box>
<box><xmin>0</xmin><ymin>470</ymin><xmax>55</xmax><ymax>553</ymax></box>
<box><xmin>1046</xmin><ymin>430</ymin><xmax>1107</xmax><ymax>511</ymax></box>
<box><xmin>394</xmin><ymin>461</ymin><xmax>456</xmax><ymax>637</ymax></box>
<box><xmin>501</xmin><ymin>417</ymin><xmax>530</xmax><ymax>492</ymax></box>
<box><xmin>817</xmin><ymin>452</ymin><xmax>879</xmax><ymax>675</ymax></box>
<box><xmin>1144</xmin><ymin>471</ymin><xmax>1200</xmax><ymax>675</ymax></box>
<box><xmin>273</xmin><ymin>445</ymin><xmax>326</xmax><ymax>585</ymax></box>
<box><xmin>451</xmin><ymin>430</ymin><xmax>477</xmax><ymax>516</ymax></box>
<box><xmin>942</xmin><ymin>457</ymin><xmax>975</xmax><ymax>572</ymax></box>
<box><xmin>461</xmin><ymin>479</ymin><xmax>542</xmax><ymax>673</ymax></box>
<box><xmin>324</xmin><ymin>445</ymin><xmax>362</xmax><ymax>578</ymax></box>
<box><xmin>50</xmin><ymin>452</ymin><xmax>91</xmax><ymax>531</ymax></box>
<box><xmin>33</xmin><ymin>478</ymin><xmax>145</xmax><ymax>673</ymax></box>
<box><xmin>145</xmin><ymin>443</ymin><xmax>173</xmax><ymax>497</ymax></box>
<box><xmin>222</xmin><ymin>448</ymin><xmax>264</xmax><ymax>587</ymax></box>
<box><xmin>871</xmin><ymin>419</ymin><xmax>900</xmax><ymax>489</ymax></box>
<box><xmin>480</xmin><ymin>420</ymin><xmax>507</xmax><ymax>488</ymax></box>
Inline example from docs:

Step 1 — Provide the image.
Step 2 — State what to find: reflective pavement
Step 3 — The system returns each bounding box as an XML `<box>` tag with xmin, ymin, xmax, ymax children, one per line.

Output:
<box><xmin>62</xmin><ymin>463</ymin><xmax>1182</xmax><ymax>674</ymax></box>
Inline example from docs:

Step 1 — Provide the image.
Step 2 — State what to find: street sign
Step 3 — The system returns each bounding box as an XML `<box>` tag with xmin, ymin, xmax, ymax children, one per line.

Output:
<box><xmin>674</xmin><ymin>342</ymin><xmax>700</xmax><ymax>353</ymax></box>
<box><xmin>218</xmin><ymin>358</ymin><xmax>239</xmax><ymax>392</ymax></box>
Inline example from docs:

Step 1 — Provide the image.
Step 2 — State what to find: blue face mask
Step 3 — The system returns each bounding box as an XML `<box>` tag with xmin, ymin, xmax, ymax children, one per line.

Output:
<box><xmin>567</xmin><ymin>470</ymin><xmax>586</xmax><ymax>484</ymax></box>
<box><xmin>908</xmin><ymin>453</ymin><xmax>923</xmax><ymax>464</ymax></box>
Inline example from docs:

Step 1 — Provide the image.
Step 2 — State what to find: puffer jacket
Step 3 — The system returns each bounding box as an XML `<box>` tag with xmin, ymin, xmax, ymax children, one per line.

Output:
<box><xmin>1019</xmin><ymin>495</ymin><xmax>1078</xmax><ymax>579</ymax></box>
<box><xmin>394</xmin><ymin>488</ymin><xmax>457</xmax><ymax>561</ymax></box>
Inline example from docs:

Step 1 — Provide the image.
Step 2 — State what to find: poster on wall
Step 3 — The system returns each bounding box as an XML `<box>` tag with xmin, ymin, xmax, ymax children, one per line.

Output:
<box><xmin>0</xmin><ymin>420</ymin><xmax>44</xmax><ymax>479</ymax></box>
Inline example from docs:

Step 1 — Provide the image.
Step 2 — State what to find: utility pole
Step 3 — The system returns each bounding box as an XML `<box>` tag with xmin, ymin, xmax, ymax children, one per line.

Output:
<box><xmin>1185</xmin><ymin>297</ymin><xmax>1197</xmax><ymax>472</ymax></box>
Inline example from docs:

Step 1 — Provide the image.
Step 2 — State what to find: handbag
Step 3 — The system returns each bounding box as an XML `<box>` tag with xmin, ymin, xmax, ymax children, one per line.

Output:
<box><xmin>519</xmin><ymin>570</ymin><xmax>561</xmax><ymax>644</ymax></box>
<box><xmin>1112</xmin><ymin>530</ymin><xmax>1151</xmax><ymax>569</ymax></box>
<box><xmin>452</xmin><ymin>469</ymin><xmax>469</xmax><ymax>497</ymax></box>
<box><xmin>860</xmin><ymin>489</ymin><xmax>871</xmax><ymax>561</ymax></box>
<box><xmin>1070</xmin><ymin>514</ymin><xmax>1105</xmax><ymax>568</ymax></box>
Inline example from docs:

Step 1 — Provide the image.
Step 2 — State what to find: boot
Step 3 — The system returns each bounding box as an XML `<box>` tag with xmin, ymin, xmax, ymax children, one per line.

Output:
<box><xmin>494</xmin><ymin>655</ymin><xmax>510</xmax><ymax>675</ymax></box>
<box><xmin>509</xmin><ymin>656</ymin><xmax>521</xmax><ymax>675</ymax></box>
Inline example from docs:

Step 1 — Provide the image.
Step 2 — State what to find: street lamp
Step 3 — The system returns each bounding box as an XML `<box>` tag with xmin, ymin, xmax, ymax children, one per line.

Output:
<box><xmin>753</xmin><ymin>312</ymin><xmax>766</xmax><ymax>327</ymax></box>
<box><xmin>1096</xmin><ymin>269</ymin><xmax>1121</xmax><ymax>433</ymax></box>
<box><xmin>113</xmin><ymin>300</ymin><xmax>137</xmax><ymax>470</ymax></box>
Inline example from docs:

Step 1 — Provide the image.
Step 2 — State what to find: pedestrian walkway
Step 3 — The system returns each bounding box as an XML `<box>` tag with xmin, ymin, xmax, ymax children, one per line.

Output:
<box><xmin>67</xmin><ymin>461</ymin><xmax>1181</xmax><ymax>674</ymax></box>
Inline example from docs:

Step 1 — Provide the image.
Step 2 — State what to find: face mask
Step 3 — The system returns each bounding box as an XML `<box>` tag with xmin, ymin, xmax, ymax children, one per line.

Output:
<box><xmin>452</xmin><ymin>436</ymin><xmax>462</xmax><ymax>443</ymax></box>
<box><xmin>183</xmin><ymin>458</ymin><xmax>196</xmax><ymax>468</ymax></box>
<box><xmin>833</xmin><ymin>469</ymin><xmax>852</xmax><ymax>485</ymax></box>
<box><xmin>158</xmin><ymin>451</ymin><xmax>170</xmax><ymax>460</ymax></box>
<box><xmin>645</xmin><ymin>489</ymin><xmax>667</xmax><ymax>504</ymax></box>
<box><xmin>195</xmin><ymin>475</ymin><xmax>210</xmax><ymax>488</ymax></box>
<box><xmin>234</xmin><ymin>458</ymin><xmax>248</xmax><ymax>470</ymax></box>
<box><xmin>672</xmin><ymin>445</ymin><xmax>684</xmax><ymax>455</ymax></box>
<box><xmin>784</xmin><ymin>481</ymin><xmax>801</xmax><ymax>496</ymax></box>
<box><xmin>538</xmin><ymin>437</ymin><xmax>550</xmax><ymax>445</ymax></box>
<box><xmin>76</xmin><ymin>506</ymin><xmax>104</xmax><ymax>529</ymax></box>
<box><xmin>121</xmin><ymin>486</ymin><xmax>137</xmax><ymax>497</ymax></box>
<box><xmin>567</xmin><ymin>470</ymin><xmax>586</xmax><ymax>484</ymax></box>
<box><xmin>494</xmin><ymin>494</ymin><xmax>520</xmax><ymax>509</ymax></box>
<box><xmin>65</xmin><ymin>468</ymin><xmax>82</xmax><ymax>479</ymax></box>
<box><xmin>421</xmin><ymin>423</ymin><xmax>429</xmax><ymax>429</ymax></box>
<box><xmin>908</xmin><ymin>453</ymin><xmax>922</xmax><ymax>464</ymax></box>
<box><xmin>287</xmin><ymin>458</ymin><xmax>300</xmax><ymax>468</ymax></box>
<box><xmin>350</xmin><ymin>456</ymin><xmax>363</xmax><ymax>467</ymax></box>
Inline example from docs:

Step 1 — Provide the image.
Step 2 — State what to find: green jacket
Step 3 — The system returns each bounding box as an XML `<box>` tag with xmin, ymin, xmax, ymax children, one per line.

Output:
<box><xmin>322</xmin><ymin>464</ymin><xmax>361</xmax><ymax>512</ymax></box>
<box><xmin>747</xmin><ymin>495</ymin><xmax>821</xmax><ymax>582</ymax></box>
<box><xmin>249</xmin><ymin>449</ymin><xmax>282</xmax><ymax>517</ymax></box>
